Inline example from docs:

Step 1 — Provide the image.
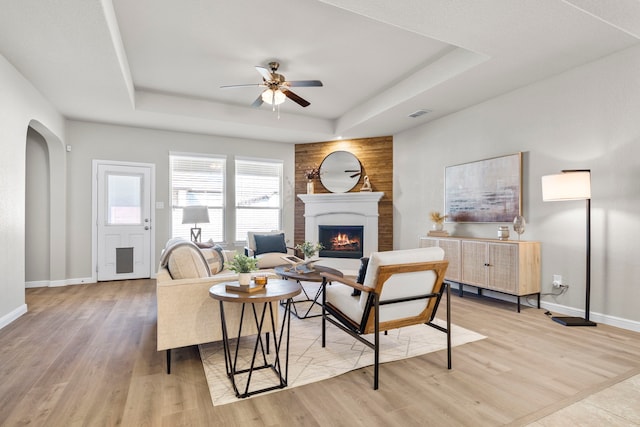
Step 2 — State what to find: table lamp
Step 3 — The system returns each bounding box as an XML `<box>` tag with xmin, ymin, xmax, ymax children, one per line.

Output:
<box><xmin>182</xmin><ymin>205</ymin><xmax>209</xmax><ymax>243</ymax></box>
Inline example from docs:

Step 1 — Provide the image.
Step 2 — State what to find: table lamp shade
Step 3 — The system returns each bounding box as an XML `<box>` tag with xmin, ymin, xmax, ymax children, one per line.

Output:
<box><xmin>182</xmin><ymin>205</ymin><xmax>209</xmax><ymax>224</ymax></box>
<box><xmin>541</xmin><ymin>171</ymin><xmax>591</xmax><ymax>201</ymax></box>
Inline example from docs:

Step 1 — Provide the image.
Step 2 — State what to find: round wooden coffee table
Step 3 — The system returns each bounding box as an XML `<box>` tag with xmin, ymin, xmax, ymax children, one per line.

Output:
<box><xmin>274</xmin><ymin>264</ymin><xmax>343</xmax><ymax>319</ymax></box>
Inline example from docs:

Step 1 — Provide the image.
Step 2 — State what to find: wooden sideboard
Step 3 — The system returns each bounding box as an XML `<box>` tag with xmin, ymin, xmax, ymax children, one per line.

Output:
<box><xmin>419</xmin><ymin>236</ymin><xmax>541</xmax><ymax>312</ymax></box>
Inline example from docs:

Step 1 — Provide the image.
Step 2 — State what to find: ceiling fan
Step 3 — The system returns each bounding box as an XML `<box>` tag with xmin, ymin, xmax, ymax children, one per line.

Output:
<box><xmin>220</xmin><ymin>61</ymin><xmax>323</xmax><ymax>109</ymax></box>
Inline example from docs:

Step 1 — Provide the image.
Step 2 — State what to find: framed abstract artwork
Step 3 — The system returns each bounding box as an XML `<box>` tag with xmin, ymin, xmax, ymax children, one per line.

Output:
<box><xmin>445</xmin><ymin>153</ymin><xmax>522</xmax><ymax>223</ymax></box>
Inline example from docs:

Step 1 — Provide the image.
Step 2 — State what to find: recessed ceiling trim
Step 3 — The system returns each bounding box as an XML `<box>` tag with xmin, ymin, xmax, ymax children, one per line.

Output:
<box><xmin>335</xmin><ymin>47</ymin><xmax>489</xmax><ymax>135</ymax></box>
<box><xmin>101</xmin><ymin>0</ymin><xmax>135</xmax><ymax>108</ymax></box>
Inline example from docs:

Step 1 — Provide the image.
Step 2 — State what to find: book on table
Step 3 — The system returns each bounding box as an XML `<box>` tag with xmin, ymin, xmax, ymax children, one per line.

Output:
<box><xmin>280</xmin><ymin>255</ymin><xmax>318</xmax><ymax>272</ymax></box>
<box><xmin>224</xmin><ymin>282</ymin><xmax>265</xmax><ymax>293</ymax></box>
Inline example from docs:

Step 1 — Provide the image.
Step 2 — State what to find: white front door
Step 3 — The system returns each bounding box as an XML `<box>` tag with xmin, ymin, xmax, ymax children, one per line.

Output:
<box><xmin>96</xmin><ymin>162</ymin><xmax>153</xmax><ymax>281</ymax></box>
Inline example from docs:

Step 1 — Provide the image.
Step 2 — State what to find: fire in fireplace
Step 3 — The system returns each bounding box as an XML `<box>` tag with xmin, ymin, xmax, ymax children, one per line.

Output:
<box><xmin>318</xmin><ymin>225</ymin><xmax>364</xmax><ymax>259</ymax></box>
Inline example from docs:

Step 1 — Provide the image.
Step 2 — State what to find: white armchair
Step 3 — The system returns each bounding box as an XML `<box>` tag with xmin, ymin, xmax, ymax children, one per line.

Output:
<box><xmin>321</xmin><ymin>247</ymin><xmax>450</xmax><ymax>389</ymax></box>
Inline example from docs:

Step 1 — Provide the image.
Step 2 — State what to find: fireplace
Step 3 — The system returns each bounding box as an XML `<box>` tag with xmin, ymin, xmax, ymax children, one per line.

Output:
<box><xmin>298</xmin><ymin>192</ymin><xmax>383</xmax><ymax>270</ymax></box>
<box><xmin>318</xmin><ymin>225</ymin><xmax>363</xmax><ymax>259</ymax></box>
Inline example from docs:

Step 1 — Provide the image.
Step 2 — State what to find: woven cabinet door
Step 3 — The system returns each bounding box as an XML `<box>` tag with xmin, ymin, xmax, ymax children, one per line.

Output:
<box><xmin>487</xmin><ymin>243</ymin><xmax>517</xmax><ymax>293</ymax></box>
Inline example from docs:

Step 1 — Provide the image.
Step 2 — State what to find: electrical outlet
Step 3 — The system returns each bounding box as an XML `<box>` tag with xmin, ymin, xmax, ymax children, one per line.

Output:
<box><xmin>552</xmin><ymin>274</ymin><xmax>562</xmax><ymax>288</ymax></box>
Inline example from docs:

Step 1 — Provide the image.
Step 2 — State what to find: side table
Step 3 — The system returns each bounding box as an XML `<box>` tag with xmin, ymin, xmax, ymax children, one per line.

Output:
<box><xmin>274</xmin><ymin>265</ymin><xmax>344</xmax><ymax>319</ymax></box>
<box><xmin>209</xmin><ymin>279</ymin><xmax>301</xmax><ymax>398</ymax></box>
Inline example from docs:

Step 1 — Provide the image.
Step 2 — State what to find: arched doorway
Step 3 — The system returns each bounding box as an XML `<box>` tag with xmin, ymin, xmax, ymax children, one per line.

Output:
<box><xmin>25</xmin><ymin>120</ymin><xmax>67</xmax><ymax>287</ymax></box>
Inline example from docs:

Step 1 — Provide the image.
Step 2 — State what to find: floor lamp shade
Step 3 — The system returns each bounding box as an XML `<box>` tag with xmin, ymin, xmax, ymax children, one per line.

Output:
<box><xmin>541</xmin><ymin>169</ymin><xmax>596</xmax><ymax>327</ymax></box>
<box><xmin>182</xmin><ymin>206</ymin><xmax>210</xmax><ymax>242</ymax></box>
<box><xmin>542</xmin><ymin>171</ymin><xmax>591</xmax><ymax>201</ymax></box>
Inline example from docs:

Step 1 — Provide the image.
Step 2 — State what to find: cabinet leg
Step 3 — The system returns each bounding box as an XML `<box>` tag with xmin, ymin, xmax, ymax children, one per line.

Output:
<box><xmin>517</xmin><ymin>296</ymin><xmax>521</xmax><ymax>313</ymax></box>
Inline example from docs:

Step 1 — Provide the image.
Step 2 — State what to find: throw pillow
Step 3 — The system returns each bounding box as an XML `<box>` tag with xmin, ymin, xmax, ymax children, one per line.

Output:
<box><xmin>167</xmin><ymin>245</ymin><xmax>210</xmax><ymax>279</ymax></box>
<box><xmin>195</xmin><ymin>238</ymin><xmax>215</xmax><ymax>249</ymax></box>
<box><xmin>201</xmin><ymin>244</ymin><xmax>225</xmax><ymax>274</ymax></box>
<box><xmin>254</xmin><ymin>233</ymin><xmax>287</xmax><ymax>255</ymax></box>
<box><xmin>352</xmin><ymin>256</ymin><xmax>369</xmax><ymax>296</ymax></box>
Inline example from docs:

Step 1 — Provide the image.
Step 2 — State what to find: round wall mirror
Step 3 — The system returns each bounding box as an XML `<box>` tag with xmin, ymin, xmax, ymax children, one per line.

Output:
<box><xmin>319</xmin><ymin>151</ymin><xmax>362</xmax><ymax>193</ymax></box>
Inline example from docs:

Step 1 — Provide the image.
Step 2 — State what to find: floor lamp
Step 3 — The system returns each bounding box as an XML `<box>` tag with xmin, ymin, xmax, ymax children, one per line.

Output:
<box><xmin>182</xmin><ymin>205</ymin><xmax>209</xmax><ymax>243</ymax></box>
<box><xmin>541</xmin><ymin>169</ymin><xmax>596</xmax><ymax>327</ymax></box>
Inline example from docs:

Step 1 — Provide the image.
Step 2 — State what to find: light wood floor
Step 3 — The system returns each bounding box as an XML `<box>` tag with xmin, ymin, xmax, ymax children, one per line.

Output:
<box><xmin>1</xmin><ymin>279</ymin><xmax>639</xmax><ymax>426</ymax></box>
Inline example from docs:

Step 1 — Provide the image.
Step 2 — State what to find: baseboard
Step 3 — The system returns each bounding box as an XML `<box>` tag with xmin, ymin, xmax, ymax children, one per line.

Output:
<box><xmin>447</xmin><ymin>282</ymin><xmax>640</xmax><ymax>333</ymax></box>
<box><xmin>0</xmin><ymin>304</ymin><xmax>27</xmax><ymax>330</ymax></box>
<box><xmin>25</xmin><ymin>277</ymin><xmax>95</xmax><ymax>288</ymax></box>
<box><xmin>25</xmin><ymin>280</ymin><xmax>50</xmax><ymax>288</ymax></box>
<box><xmin>61</xmin><ymin>277</ymin><xmax>94</xmax><ymax>286</ymax></box>
<box><xmin>541</xmin><ymin>301</ymin><xmax>640</xmax><ymax>333</ymax></box>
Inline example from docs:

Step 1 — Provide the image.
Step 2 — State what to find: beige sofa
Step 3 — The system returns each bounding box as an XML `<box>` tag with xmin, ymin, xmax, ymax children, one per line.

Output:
<box><xmin>156</xmin><ymin>238</ymin><xmax>277</xmax><ymax>373</ymax></box>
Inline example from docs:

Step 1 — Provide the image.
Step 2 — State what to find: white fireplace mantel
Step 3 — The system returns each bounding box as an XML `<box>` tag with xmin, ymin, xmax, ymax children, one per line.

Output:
<box><xmin>298</xmin><ymin>192</ymin><xmax>383</xmax><ymax>270</ymax></box>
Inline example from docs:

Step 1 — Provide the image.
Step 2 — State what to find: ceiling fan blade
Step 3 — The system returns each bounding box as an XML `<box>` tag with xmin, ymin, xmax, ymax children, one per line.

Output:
<box><xmin>220</xmin><ymin>83</ymin><xmax>263</xmax><ymax>89</ymax></box>
<box><xmin>250</xmin><ymin>94</ymin><xmax>264</xmax><ymax>108</ymax></box>
<box><xmin>283</xmin><ymin>89</ymin><xmax>310</xmax><ymax>107</ymax></box>
<box><xmin>255</xmin><ymin>66</ymin><xmax>274</xmax><ymax>81</ymax></box>
<box><xmin>286</xmin><ymin>80</ymin><xmax>323</xmax><ymax>87</ymax></box>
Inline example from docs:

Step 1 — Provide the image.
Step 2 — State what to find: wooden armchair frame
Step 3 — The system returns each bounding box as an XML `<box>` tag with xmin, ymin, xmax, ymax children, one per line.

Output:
<box><xmin>321</xmin><ymin>260</ymin><xmax>450</xmax><ymax>389</ymax></box>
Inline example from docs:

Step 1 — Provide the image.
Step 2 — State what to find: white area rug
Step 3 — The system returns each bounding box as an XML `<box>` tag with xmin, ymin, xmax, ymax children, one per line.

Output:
<box><xmin>199</xmin><ymin>294</ymin><xmax>485</xmax><ymax>406</ymax></box>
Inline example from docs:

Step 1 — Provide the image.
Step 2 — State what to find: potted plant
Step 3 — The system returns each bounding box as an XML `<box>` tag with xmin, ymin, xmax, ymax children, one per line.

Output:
<box><xmin>226</xmin><ymin>253</ymin><xmax>259</xmax><ymax>286</ymax></box>
<box><xmin>429</xmin><ymin>211</ymin><xmax>447</xmax><ymax>231</ymax></box>
<box><xmin>295</xmin><ymin>241</ymin><xmax>324</xmax><ymax>260</ymax></box>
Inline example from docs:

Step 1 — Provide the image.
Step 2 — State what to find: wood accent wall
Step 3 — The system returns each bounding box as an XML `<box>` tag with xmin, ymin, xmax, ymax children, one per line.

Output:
<box><xmin>294</xmin><ymin>136</ymin><xmax>393</xmax><ymax>252</ymax></box>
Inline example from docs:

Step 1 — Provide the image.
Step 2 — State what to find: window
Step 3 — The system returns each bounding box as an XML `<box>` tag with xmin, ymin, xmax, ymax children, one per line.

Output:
<box><xmin>170</xmin><ymin>154</ymin><xmax>226</xmax><ymax>242</ymax></box>
<box><xmin>107</xmin><ymin>173</ymin><xmax>142</xmax><ymax>225</ymax></box>
<box><xmin>235</xmin><ymin>158</ymin><xmax>283</xmax><ymax>241</ymax></box>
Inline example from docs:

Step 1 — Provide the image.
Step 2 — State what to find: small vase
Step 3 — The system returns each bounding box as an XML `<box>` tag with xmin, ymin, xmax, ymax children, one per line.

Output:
<box><xmin>306</xmin><ymin>180</ymin><xmax>315</xmax><ymax>194</ymax></box>
<box><xmin>238</xmin><ymin>272</ymin><xmax>252</xmax><ymax>286</ymax></box>
<box><xmin>432</xmin><ymin>222</ymin><xmax>444</xmax><ymax>231</ymax></box>
<box><xmin>498</xmin><ymin>226</ymin><xmax>510</xmax><ymax>240</ymax></box>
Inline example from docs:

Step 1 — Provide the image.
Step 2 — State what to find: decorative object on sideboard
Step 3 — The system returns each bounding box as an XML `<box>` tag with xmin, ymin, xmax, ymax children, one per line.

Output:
<box><xmin>445</xmin><ymin>153</ymin><xmax>522</xmax><ymax>222</ymax></box>
<box><xmin>319</xmin><ymin>150</ymin><xmax>361</xmax><ymax>193</ymax></box>
<box><xmin>182</xmin><ymin>205</ymin><xmax>210</xmax><ymax>242</ymax></box>
<box><xmin>428</xmin><ymin>211</ymin><xmax>449</xmax><ymax>236</ymax></box>
<box><xmin>542</xmin><ymin>169</ymin><xmax>596</xmax><ymax>327</ymax></box>
<box><xmin>513</xmin><ymin>215</ymin><xmax>526</xmax><ymax>240</ymax></box>
<box><xmin>497</xmin><ymin>225</ymin><xmax>510</xmax><ymax>240</ymax></box>
<box><xmin>429</xmin><ymin>211</ymin><xmax>447</xmax><ymax>231</ymax></box>
<box><xmin>360</xmin><ymin>175</ymin><xmax>372</xmax><ymax>192</ymax></box>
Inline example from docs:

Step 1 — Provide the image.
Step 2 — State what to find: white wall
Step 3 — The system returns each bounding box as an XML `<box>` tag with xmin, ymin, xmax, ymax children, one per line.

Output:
<box><xmin>0</xmin><ymin>54</ymin><xmax>65</xmax><ymax>328</ymax></box>
<box><xmin>394</xmin><ymin>44</ymin><xmax>640</xmax><ymax>327</ymax></box>
<box><xmin>65</xmin><ymin>120</ymin><xmax>296</xmax><ymax>280</ymax></box>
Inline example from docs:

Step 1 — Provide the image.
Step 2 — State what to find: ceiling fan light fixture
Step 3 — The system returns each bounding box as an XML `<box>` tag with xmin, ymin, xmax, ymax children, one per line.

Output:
<box><xmin>261</xmin><ymin>89</ymin><xmax>286</xmax><ymax>105</ymax></box>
